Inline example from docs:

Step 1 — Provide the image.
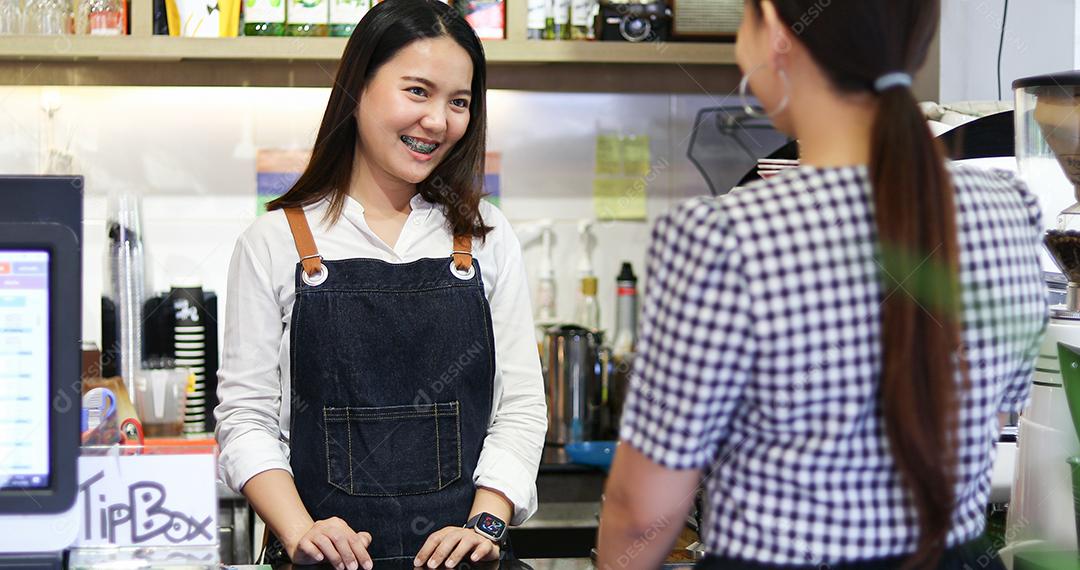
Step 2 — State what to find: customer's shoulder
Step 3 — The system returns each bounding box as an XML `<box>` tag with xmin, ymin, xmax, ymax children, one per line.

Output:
<box><xmin>947</xmin><ymin>161</ymin><xmax>1030</xmax><ymax>196</ymax></box>
<box><xmin>676</xmin><ymin>167</ymin><xmax>857</xmax><ymax>229</ymax></box>
<box><xmin>733</xmin><ymin>165</ymin><xmax>864</xmax><ymax>204</ymax></box>
<box><xmin>658</xmin><ymin>172</ymin><xmax>803</xmax><ymax>233</ymax></box>
<box><xmin>660</xmin><ymin>195</ymin><xmax>729</xmax><ymax>231</ymax></box>
<box><xmin>947</xmin><ymin>161</ymin><xmax>1040</xmax><ymax>216</ymax></box>
<box><xmin>651</xmin><ymin>196</ymin><xmax>745</xmax><ymax>261</ymax></box>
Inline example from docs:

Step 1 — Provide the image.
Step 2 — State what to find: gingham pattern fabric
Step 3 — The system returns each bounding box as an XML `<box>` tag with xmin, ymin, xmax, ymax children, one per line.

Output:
<box><xmin>619</xmin><ymin>163</ymin><xmax>1048</xmax><ymax>565</ymax></box>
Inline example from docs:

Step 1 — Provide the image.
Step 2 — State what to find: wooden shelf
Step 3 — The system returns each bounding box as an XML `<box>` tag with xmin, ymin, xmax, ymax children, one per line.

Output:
<box><xmin>0</xmin><ymin>36</ymin><xmax>737</xmax><ymax>92</ymax></box>
<box><xmin>0</xmin><ymin>0</ymin><xmax>739</xmax><ymax>92</ymax></box>
<box><xmin>0</xmin><ymin>35</ymin><xmax>734</xmax><ymax>65</ymax></box>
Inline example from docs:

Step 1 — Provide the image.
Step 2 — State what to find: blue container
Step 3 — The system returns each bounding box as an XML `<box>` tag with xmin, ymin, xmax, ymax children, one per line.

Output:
<box><xmin>565</xmin><ymin>441</ymin><xmax>616</xmax><ymax>470</ymax></box>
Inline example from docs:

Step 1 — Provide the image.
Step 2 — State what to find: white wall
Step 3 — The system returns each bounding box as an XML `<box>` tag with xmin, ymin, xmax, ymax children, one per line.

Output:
<box><xmin>940</xmin><ymin>0</ymin><xmax>1079</xmax><ymax>102</ymax></box>
<box><xmin>1</xmin><ymin>86</ymin><xmax>783</xmax><ymax>348</ymax></box>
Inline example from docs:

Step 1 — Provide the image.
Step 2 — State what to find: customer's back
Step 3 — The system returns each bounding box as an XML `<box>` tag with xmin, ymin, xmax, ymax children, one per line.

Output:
<box><xmin>644</xmin><ymin>160</ymin><xmax>1046</xmax><ymax>563</ymax></box>
<box><xmin>602</xmin><ymin>0</ymin><xmax>1049</xmax><ymax>568</ymax></box>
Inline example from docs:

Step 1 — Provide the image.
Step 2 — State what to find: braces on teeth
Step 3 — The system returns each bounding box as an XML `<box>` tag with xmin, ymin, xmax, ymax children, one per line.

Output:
<box><xmin>402</xmin><ymin>135</ymin><xmax>438</xmax><ymax>154</ymax></box>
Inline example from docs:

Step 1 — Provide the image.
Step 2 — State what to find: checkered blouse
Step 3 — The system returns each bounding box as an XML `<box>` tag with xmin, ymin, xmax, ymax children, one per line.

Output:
<box><xmin>619</xmin><ymin>164</ymin><xmax>1047</xmax><ymax>564</ymax></box>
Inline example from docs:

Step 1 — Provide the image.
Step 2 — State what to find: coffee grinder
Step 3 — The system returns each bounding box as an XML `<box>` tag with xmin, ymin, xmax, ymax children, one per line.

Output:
<box><xmin>1006</xmin><ymin>71</ymin><xmax>1080</xmax><ymax>551</ymax></box>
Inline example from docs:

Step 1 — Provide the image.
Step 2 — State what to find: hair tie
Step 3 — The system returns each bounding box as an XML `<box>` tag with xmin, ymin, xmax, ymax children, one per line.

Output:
<box><xmin>874</xmin><ymin>72</ymin><xmax>912</xmax><ymax>93</ymax></box>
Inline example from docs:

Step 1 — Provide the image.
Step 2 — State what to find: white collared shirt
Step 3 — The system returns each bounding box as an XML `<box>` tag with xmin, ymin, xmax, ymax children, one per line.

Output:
<box><xmin>214</xmin><ymin>193</ymin><xmax>547</xmax><ymax>525</ymax></box>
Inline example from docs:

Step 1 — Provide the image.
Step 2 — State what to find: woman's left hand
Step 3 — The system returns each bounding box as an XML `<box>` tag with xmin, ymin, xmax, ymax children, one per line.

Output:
<box><xmin>413</xmin><ymin>526</ymin><xmax>500</xmax><ymax>568</ymax></box>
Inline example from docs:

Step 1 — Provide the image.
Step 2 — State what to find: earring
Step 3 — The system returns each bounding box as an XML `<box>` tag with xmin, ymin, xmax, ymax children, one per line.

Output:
<box><xmin>738</xmin><ymin>63</ymin><xmax>791</xmax><ymax>119</ymax></box>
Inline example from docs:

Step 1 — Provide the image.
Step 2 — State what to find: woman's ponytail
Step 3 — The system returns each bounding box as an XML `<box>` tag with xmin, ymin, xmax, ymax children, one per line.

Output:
<box><xmin>870</xmin><ymin>83</ymin><xmax>965</xmax><ymax>569</ymax></box>
<box><xmin>748</xmin><ymin>1</ymin><xmax>958</xmax><ymax>565</ymax></box>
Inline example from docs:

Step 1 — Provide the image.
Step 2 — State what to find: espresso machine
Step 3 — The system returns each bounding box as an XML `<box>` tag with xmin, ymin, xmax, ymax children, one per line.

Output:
<box><xmin>1006</xmin><ymin>71</ymin><xmax>1080</xmax><ymax>552</ymax></box>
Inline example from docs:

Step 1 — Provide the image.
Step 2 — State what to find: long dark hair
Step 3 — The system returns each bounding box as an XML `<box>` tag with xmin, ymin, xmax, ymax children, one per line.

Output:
<box><xmin>748</xmin><ymin>1</ymin><xmax>962</xmax><ymax>567</ymax></box>
<box><xmin>268</xmin><ymin>0</ymin><xmax>492</xmax><ymax>240</ymax></box>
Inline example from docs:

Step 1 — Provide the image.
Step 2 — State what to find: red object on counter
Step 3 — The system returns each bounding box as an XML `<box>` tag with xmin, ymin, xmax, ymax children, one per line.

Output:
<box><xmin>141</xmin><ymin>436</ymin><xmax>218</xmax><ymax>454</ymax></box>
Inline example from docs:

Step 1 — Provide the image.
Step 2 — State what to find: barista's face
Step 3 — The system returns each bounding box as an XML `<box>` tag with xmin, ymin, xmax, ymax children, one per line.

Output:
<box><xmin>355</xmin><ymin>37</ymin><xmax>474</xmax><ymax>186</ymax></box>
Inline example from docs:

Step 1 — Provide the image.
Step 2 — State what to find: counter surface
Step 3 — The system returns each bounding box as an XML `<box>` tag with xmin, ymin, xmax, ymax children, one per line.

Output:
<box><xmin>518</xmin><ymin>502</ymin><xmax>599</xmax><ymax>530</ymax></box>
<box><xmin>227</xmin><ymin>558</ymin><xmax>593</xmax><ymax>570</ymax></box>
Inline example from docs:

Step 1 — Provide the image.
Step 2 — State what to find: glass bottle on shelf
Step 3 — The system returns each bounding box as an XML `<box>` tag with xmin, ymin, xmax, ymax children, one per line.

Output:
<box><xmin>551</xmin><ymin>0</ymin><xmax>570</xmax><ymax>40</ymax></box>
<box><xmin>285</xmin><ymin>0</ymin><xmax>327</xmax><ymax>36</ymax></box>
<box><xmin>88</xmin><ymin>0</ymin><xmax>122</xmax><ymax>35</ymax></box>
<box><xmin>22</xmin><ymin>0</ymin><xmax>39</xmax><ymax>32</ymax></box>
<box><xmin>542</xmin><ymin>0</ymin><xmax>553</xmax><ymax>39</ymax></box>
<box><xmin>25</xmin><ymin>0</ymin><xmax>68</xmax><ymax>34</ymax></box>
<box><xmin>73</xmin><ymin>0</ymin><xmax>92</xmax><ymax>34</ymax></box>
<box><xmin>526</xmin><ymin>0</ymin><xmax>545</xmax><ymax>39</ymax></box>
<box><xmin>328</xmin><ymin>0</ymin><xmax>368</xmax><ymax>37</ymax></box>
<box><xmin>24</xmin><ymin>0</ymin><xmax>43</xmax><ymax>33</ymax></box>
<box><xmin>243</xmin><ymin>0</ymin><xmax>287</xmax><ymax>36</ymax></box>
<box><xmin>0</xmin><ymin>0</ymin><xmax>21</xmax><ymax>34</ymax></box>
<box><xmin>570</xmin><ymin>0</ymin><xmax>596</xmax><ymax>40</ymax></box>
<box><xmin>56</xmin><ymin>0</ymin><xmax>72</xmax><ymax>34</ymax></box>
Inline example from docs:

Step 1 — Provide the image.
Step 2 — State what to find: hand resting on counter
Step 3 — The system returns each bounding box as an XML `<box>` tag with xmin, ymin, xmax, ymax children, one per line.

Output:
<box><xmin>413</xmin><ymin>526</ymin><xmax>501</xmax><ymax>568</ymax></box>
<box><xmin>288</xmin><ymin>517</ymin><xmax>374</xmax><ymax>570</ymax></box>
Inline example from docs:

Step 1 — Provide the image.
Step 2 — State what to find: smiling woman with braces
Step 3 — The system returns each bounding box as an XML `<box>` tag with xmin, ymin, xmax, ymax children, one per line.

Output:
<box><xmin>214</xmin><ymin>2</ymin><xmax>547</xmax><ymax>570</ymax></box>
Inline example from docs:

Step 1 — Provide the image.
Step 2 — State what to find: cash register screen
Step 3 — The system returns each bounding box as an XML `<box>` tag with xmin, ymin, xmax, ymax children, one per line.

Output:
<box><xmin>0</xmin><ymin>249</ymin><xmax>50</xmax><ymax>491</ymax></box>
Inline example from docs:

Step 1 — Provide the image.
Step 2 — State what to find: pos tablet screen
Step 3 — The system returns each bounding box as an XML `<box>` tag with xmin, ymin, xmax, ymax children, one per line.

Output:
<box><xmin>0</xmin><ymin>223</ymin><xmax>79</xmax><ymax>514</ymax></box>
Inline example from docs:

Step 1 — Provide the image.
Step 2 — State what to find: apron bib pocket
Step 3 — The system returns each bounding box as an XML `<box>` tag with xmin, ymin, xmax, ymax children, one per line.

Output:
<box><xmin>323</xmin><ymin>401</ymin><xmax>461</xmax><ymax>496</ymax></box>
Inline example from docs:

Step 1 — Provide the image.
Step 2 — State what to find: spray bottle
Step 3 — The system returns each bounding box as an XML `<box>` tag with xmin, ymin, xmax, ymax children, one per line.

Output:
<box><xmin>535</xmin><ymin>222</ymin><xmax>557</xmax><ymax>325</ymax></box>
<box><xmin>575</xmin><ymin>220</ymin><xmax>600</xmax><ymax>332</ymax></box>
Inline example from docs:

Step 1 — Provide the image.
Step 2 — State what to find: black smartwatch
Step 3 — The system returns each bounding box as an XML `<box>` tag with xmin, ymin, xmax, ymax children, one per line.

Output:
<box><xmin>464</xmin><ymin>512</ymin><xmax>508</xmax><ymax>545</ymax></box>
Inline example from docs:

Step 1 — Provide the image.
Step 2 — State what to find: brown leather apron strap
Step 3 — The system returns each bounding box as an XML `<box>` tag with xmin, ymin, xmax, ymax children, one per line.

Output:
<box><xmin>287</xmin><ymin>205</ymin><xmax>470</xmax><ymax>274</ymax></box>
<box><xmin>452</xmin><ymin>234</ymin><xmax>473</xmax><ymax>271</ymax></box>
<box><xmin>284</xmin><ymin>207</ymin><xmax>323</xmax><ymax>277</ymax></box>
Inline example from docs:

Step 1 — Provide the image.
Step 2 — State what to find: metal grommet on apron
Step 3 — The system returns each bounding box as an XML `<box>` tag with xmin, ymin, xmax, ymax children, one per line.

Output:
<box><xmin>449</xmin><ymin>260</ymin><xmax>475</xmax><ymax>280</ymax></box>
<box><xmin>300</xmin><ymin>254</ymin><xmax>328</xmax><ymax>286</ymax></box>
<box><xmin>279</xmin><ymin>207</ymin><xmax>496</xmax><ymax>561</ymax></box>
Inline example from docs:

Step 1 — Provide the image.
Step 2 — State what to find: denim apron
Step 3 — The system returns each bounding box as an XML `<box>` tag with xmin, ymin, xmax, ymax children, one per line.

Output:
<box><xmin>270</xmin><ymin>206</ymin><xmax>495</xmax><ymax>562</ymax></box>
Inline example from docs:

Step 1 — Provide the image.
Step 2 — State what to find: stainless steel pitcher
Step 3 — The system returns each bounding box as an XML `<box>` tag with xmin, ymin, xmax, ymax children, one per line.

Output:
<box><xmin>542</xmin><ymin>324</ymin><xmax>611</xmax><ymax>445</ymax></box>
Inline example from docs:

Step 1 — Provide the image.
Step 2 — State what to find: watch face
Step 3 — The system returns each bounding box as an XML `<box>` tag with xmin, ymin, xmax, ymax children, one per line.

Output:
<box><xmin>478</xmin><ymin>514</ymin><xmax>505</xmax><ymax>538</ymax></box>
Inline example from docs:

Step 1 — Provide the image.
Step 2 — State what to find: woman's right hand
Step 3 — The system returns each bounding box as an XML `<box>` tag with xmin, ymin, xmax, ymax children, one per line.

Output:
<box><xmin>286</xmin><ymin>517</ymin><xmax>374</xmax><ymax>570</ymax></box>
